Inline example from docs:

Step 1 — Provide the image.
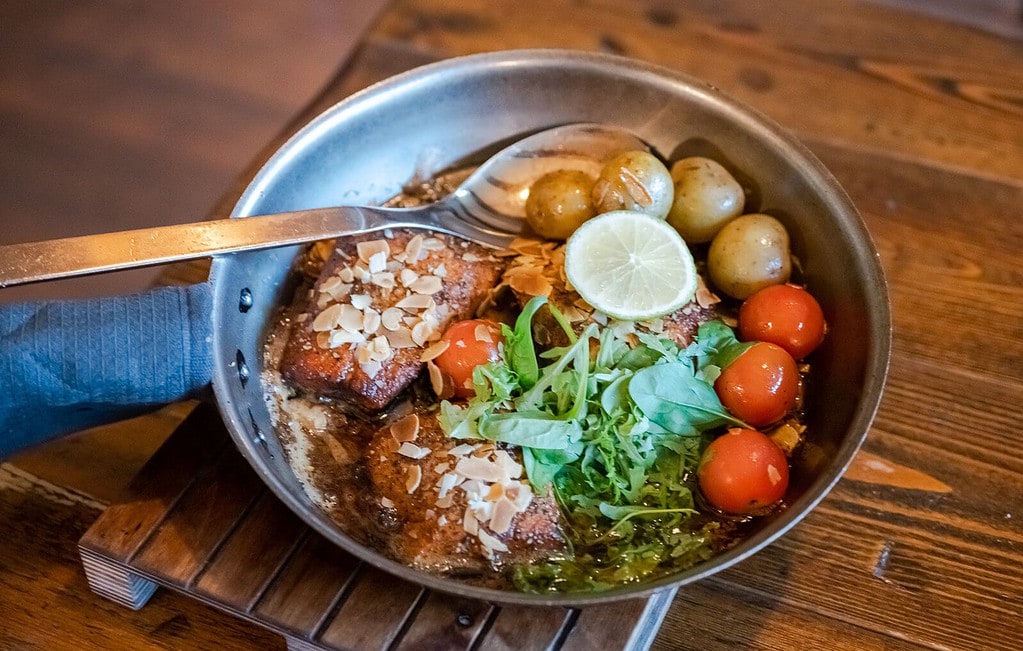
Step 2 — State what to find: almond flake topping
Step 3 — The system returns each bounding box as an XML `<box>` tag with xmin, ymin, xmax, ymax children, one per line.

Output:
<box><xmin>390</xmin><ymin>414</ymin><xmax>420</xmax><ymax>443</ymax></box>
<box><xmin>396</xmin><ymin>294</ymin><xmax>434</xmax><ymax>311</ymax></box>
<box><xmin>448</xmin><ymin>443</ymin><xmax>477</xmax><ymax>457</ymax></box>
<box><xmin>410</xmin><ymin>275</ymin><xmax>443</xmax><ymax>295</ymax></box>
<box><xmin>381</xmin><ymin>307</ymin><xmax>404</xmax><ymax>331</ymax></box>
<box><xmin>474</xmin><ymin>323</ymin><xmax>495</xmax><ymax>343</ymax></box>
<box><xmin>357</xmin><ymin>239</ymin><xmax>390</xmax><ymax>264</ymax></box>
<box><xmin>397</xmin><ymin>442</ymin><xmax>431</xmax><ymax>459</ymax></box>
<box><xmin>420</xmin><ymin>339</ymin><xmax>450</xmax><ymax>362</ymax></box>
<box><xmin>360</xmin><ymin>360</ymin><xmax>382</xmax><ymax>378</ymax></box>
<box><xmin>405</xmin><ymin>234</ymin><xmax>425</xmax><ymax>261</ymax></box>
<box><xmin>406</xmin><ymin>465</ymin><xmax>422</xmax><ymax>493</ymax></box>
<box><xmin>387</xmin><ymin>328</ymin><xmax>417</xmax><ymax>349</ymax></box>
<box><xmin>371</xmin><ymin>272</ymin><xmax>396</xmax><ymax>289</ymax></box>
<box><xmin>366</xmin><ymin>250</ymin><xmax>384</xmax><ymax>274</ymax></box>
<box><xmin>312</xmin><ymin>304</ymin><xmax>342</xmax><ymax>332</ymax></box>
<box><xmin>363</xmin><ymin>309</ymin><xmax>381</xmax><ymax>335</ymax></box>
<box><xmin>350</xmin><ymin>293</ymin><xmax>372</xmax><ymax>310</ymax></box>
<box><xmin>400</xmin><ymin>268</ymin><xmax>419</xmax><ymax>288</ymax></box>
<box><xmin>338</xmin><ymin>304</ymin><xmax>364</xmax><ymax>332</ymax></box>
<box><xmin>427</xmin><ymin>359</ymin><xmax>445</xmax><ymax>395</ymax></box>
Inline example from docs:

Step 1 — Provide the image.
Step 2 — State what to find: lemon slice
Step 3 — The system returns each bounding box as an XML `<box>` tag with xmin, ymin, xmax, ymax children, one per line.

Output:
<box><xmin>564</xmin><ymin>210</ymin><xmax>697</xmax><ymax>321</ymax></box>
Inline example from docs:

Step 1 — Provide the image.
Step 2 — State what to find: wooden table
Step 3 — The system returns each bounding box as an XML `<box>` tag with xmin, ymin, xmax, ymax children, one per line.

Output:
<box><xmin>3</xmin><ymin>1</ymin><xmax>1021</xmax><ymax>649</ymax></box>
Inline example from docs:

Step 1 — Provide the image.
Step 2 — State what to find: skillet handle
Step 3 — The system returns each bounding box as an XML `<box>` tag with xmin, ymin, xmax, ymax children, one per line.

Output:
<box><xmin>0</xmin><ymin>283</ymin><xmax>213</xmax><ymax>458</ymax></box>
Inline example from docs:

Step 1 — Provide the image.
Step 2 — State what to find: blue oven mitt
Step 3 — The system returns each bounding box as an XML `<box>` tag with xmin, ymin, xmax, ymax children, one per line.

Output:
<box><xmin>0</xmin><ymin>283</ymin><xmax>214</xmax><ymax>458</ymax></box>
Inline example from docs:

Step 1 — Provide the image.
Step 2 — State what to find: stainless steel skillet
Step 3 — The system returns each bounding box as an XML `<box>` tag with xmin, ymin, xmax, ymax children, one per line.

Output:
<box><xmin>209</xmin><ymin>50</ymin><xmax>890</xmax><ymax>606</ymax></box>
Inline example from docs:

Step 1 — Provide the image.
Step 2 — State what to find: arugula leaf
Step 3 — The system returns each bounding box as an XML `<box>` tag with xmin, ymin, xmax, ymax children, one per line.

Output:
<box><xmin>690</xmin><ymin>320</ymin><xmax>755</xmax><ymax>371</ymax></box>
<box><xmin>480</xmin><ymin>411</ymin><xmax>582</xmax><ymax>449</ymax></box>
<box><xmin>628</xmin><ymin>361</ymin><xmax>744</xmax><ymax>434</ymax></box>
<box><xmin>500</xmin><ymin>296</ymin><xmax>548</xmax><ymax>389</ymax></box>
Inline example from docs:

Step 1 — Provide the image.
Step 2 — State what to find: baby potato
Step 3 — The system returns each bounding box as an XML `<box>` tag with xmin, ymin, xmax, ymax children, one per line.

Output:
<box><xmin>667</xmin><ymin>157</ymin><xmax>745</xmax><ymax>243</ymax></box>
<box><xmin>708</xmin><ymin>213</ymin><xmax>792</xmax><ymax>300</ymax></box>
<box><xmin>525</xmin><ymin>169</ymin><xmax>598</xmax><ymax>240</ymax></box>
<box><xmin>592</xmin><ymin>150</ymin><xmax>673</xmax><ymax>219</ymax></box>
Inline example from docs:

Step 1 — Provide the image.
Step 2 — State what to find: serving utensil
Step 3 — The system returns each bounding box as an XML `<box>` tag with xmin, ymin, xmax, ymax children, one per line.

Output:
<box><xmin>0</xmin><ymin>124</ymin><xmax>644</xmax><ymax>288</ymax></box>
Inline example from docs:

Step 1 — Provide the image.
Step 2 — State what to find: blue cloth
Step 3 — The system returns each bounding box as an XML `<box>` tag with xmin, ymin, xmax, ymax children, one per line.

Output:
<box><xmin>0</xmin><ymin>283</ymin><xmax>214</xmax><ymax>458</ymax></box>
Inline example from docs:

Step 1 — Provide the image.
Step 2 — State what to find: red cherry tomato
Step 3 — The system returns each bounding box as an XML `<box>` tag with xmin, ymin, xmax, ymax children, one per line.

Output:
<box><xmin>714</xmin><ymin>342</ymin><xmax>798</xmax><ymax>426</ymax></box>
<box><xmin>738</xmin><ymin>283</ymin><xmax>826</xmax><ymax>360</ymax></box>
<box><xmin>698</xmin><ymin>428</ymin><xmax>789</xmax><ymax>514</ymax></box>
<box><xmin>433</xmin><ymin>319</ymin><xmax>503</xmax><ymax>397</ymax></box>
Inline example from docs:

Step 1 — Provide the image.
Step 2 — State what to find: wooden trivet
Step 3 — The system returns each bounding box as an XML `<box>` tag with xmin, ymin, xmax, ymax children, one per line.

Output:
<box><xmin>78</xmin><ymin>403</ymin><xmax>675</xmax><ymax>650</ymax></box>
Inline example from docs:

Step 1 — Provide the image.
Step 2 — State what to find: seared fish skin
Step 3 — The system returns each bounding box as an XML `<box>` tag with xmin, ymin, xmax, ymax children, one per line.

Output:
<box><xmin>280</xmin><ymin>231</ymin><xmax>504</xmax><ymax>412</ymax></box>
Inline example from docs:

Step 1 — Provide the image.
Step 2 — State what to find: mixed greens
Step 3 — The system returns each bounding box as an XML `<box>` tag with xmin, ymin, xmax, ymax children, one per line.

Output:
<box><xmin>437</xmin><ymin>297</ymin><xmax>756</xmax><ymax>591</ymax></box>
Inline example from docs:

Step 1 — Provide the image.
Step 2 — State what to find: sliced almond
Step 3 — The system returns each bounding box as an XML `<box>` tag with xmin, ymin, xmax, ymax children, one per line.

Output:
<box><xmin>474</xmin><ymin>323</ymin><xmax>495</xmax><ymax>343</ymax></box>
<box><xmin>405</xmin><ymin>234</ymin><xmax>424</xmax><ymax>261</ymax></box>
<box><xmin>320</xmin><ymin>276</ymin><xmax>343</xmax><ymax>297</ymax></box>
<box><xmin>357</xmin><ymin>239</ymin><xmax>390</xmax><ymax>264</ymax></box>
<box><xmin>338</xmin><ymin>304</ymin><xmax>364</xmax><ymax>332</ymax></box>
<box><xmin>448</xmin><ymin>443</ymin><xmax>476</xmax><ymax>458</ymax></box>
<box><xmin>406</xmin><ymin>465</ymin><xmax>422</xmax><ymax>493</ymax></box>
<box><xmin>437</xmin><ymin>471</ymin><xmax>460</xmax><ymax>499</ymax></box>
<box><xmin>477</xmin><ymin>529</ymin><xmax>509</xmax><ymax>554</ymax></box>
<box><xmin>399</xmin><ymin>268</ymin><xmax>419</xmax><ymax>288</ymax></box>
<box><xmin>328</xmin><ymin>329</ymin><xmax>366</xmax><ymax>348</ymax></box>
<box><xmin>397</xmin><ymin>442</ymin><xmax>431</xmax><ymax>459</ymax></box>
<box><xmin>380</xmin><ymin>496</ymin><xmax>395</xmax><ymax>509</ymax></box>
<box><xmin>411</xmin><ymin>320</ymin><xmax>435</xmax><ymax>347</ymax></box>
<box><xmin>386</xmin><ymin>327</ymin><xmax>417</xmax><ymax>349</ymax></box>
<box><xmin>427</xmin><ymin>359</ymin><xmax>444</xmax><ymax>396</ymax></box>
<box><xmin>371</xmin><ymin>272</ymin><xmax>396</xmax><ymax>289</ymax></box>
<box><xmin>338</xmin><ymin>266</ymin><xmax>355</xmax><ymax>283</ymax></box>
<box><xmin>363</xmin><ymin>308</ymin><xmax>381</xmax><ymax>335</ymax></box>
<box><xmin>455</xmin><ymin>456</ymin><xmax>504</xmax><ymax>483</ymax></box>
<box><xmin>422</xmin><ymin>237</ymin><xmax>446</xmax><ymax>251</ymax></box>
<box><xmin>381</xmin><ymin>307</ymin><xmax>404</xmax><ymax>331</ymax></box>
<box><xmin>350</xmin><ymin>294</ymin><xmax>372</xmax><ymax>310</ymax></box>
<box><xmin>489</xmin><ymin>497</ymin><xmax>517</xmax><ymax>534</ymax></box>
<box><xmin>486</xmin><ymin>482</ymin><xmax>505</xmax><ymax>502</ymax></box>
<box><xmin>367</xmin><ymin>335</ymin><xmax>391</xmax><ymax>361</ymax></box>
<box><xmin>396</xmin><ymin>294</ymin><xmax>434</xmax><ymax>311</ymax></box>
<box><xmin>433</xmin><ymin>263</ymin><xmax>447</xmax><ymax>278</ymax></box>
<box><xmin>463</xmin><ymin>507</ymin><xmax>479</xmax><ymax>536</ymax></box>
<box><xmin>462</xmin><ymin>252</ymin><xmax>482</xmax><ymax>262</ymax></box>
<box><xmin>312</xmin><ymin>304</ymin><xmax>342</xmax><ymax>332</ymax></box>
<box><xmin>360</xmin><ymin>360</ymin><xmax>382</xmax><ymax>378</ymax></box>
<box><xmin>420</xmin><ymin>339</ymin><xmax>450</xmax><ymax>362</ymax></box>
<box><xmin>390</xmin><ymin>413</ymin><xmax>420</xmax><ymax>443</ymax></box>
<box><xmin>410</xmin><ymin>275</ymin><xmax>443</xmax><ymax>295</ymax></box>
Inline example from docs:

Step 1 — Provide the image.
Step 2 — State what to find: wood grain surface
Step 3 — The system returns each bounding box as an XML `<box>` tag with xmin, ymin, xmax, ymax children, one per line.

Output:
<box><xmin>3</xmin><ymin>0</ymin><xmax>1022</xmax><ymax>649</ymax></box>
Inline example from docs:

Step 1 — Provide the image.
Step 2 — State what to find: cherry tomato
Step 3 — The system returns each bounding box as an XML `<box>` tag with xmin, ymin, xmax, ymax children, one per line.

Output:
<box><xmin>714</xmin><ymin>342</ymin><xmax>798</xmax><ymax>426</ymax></box>
<box><xmin>739</xmin><ymin>283</ymin><xmax>825</xmax><ymax>360</ymax></box>
<box><xmin>433</xmin><ymin>319</ymin><xmax>503</xmax><ymax>397</ymax></box>
<box><xmin>698</xmin><ymin>427</ymin><xmax>789</xmax><ymax>514</ymax></box>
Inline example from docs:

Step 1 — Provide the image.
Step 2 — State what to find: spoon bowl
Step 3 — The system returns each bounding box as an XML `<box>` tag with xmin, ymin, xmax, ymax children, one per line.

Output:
<box><xmin>0</xmin><ymin>124</ymin><xmax>645</xmax><ymax>288</ymax></box>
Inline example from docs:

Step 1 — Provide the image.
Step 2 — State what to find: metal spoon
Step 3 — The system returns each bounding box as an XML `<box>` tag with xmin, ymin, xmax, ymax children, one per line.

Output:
<box><xmin>0</xmin><ymin>124</ymin><xmax>646</xmax><ymax>288</ymax></box>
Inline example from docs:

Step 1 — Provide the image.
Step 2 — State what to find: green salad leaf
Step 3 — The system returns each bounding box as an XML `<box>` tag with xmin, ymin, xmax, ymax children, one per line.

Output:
<box><xmin>438</xmin><ymin>311</ymin><xmax>753</xmax><ymax>592</ymax></box>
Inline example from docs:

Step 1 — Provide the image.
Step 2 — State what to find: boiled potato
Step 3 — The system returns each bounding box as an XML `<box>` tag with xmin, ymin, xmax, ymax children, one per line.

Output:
<box><xmin>667</xmin><ymin>157</ymin><xmax>745</xmax><ymax>243</ymax></box>
<box><xmin>592</xmin><ymin>150</ymin><xmax>673</xmax><ymax>219</ymax></box>
<box><xmin>525</xmin><ymin>169</ymin><xmax>598</xmax><ymax>240</ymax></box>
<box><xmin>708</xmin><ymin>213</ymin><xmax>791</xmax><ymax>299</ymax></box>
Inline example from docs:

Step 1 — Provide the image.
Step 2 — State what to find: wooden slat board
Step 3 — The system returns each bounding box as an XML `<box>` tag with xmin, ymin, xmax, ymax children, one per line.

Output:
<box><xmin>78</xmin><ymin>403</ymin><xmax>675</xmax><ymax>651</ymax></box>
